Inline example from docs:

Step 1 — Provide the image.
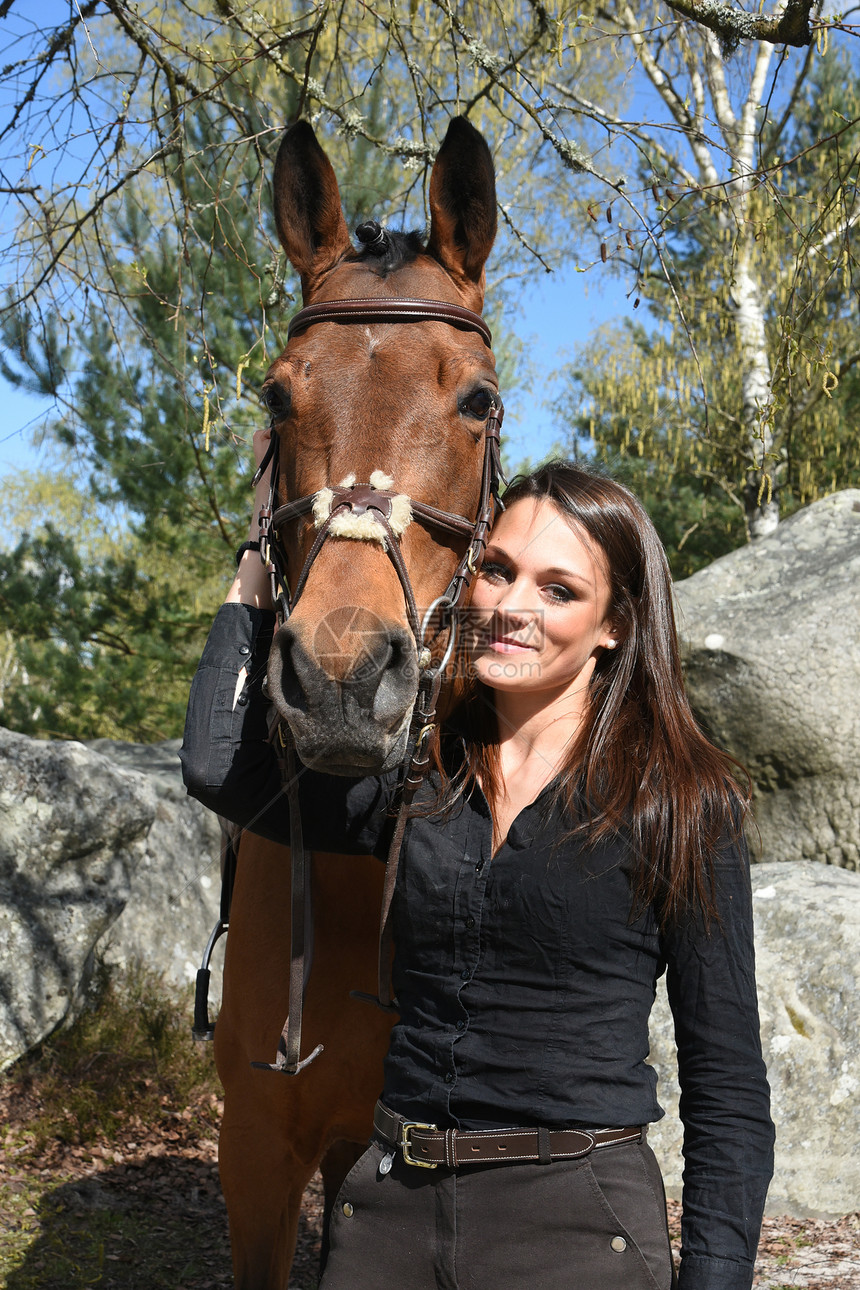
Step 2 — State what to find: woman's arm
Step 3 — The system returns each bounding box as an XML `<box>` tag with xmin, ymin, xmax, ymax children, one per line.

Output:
<box><xmin>662</xmin><ymin>832</ymin><xmax>775</xmax><ymax>1290</ymax></box>
<box><xmin>179</xmin><ymin>430</ymin><xmax>398</xmax><ymax>856</ymax></box>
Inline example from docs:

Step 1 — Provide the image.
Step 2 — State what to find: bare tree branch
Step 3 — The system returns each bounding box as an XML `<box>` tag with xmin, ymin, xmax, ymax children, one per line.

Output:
<box><xmin>0</xmin><ymin>0</ymin><xmax>101</xmax><ymax>145</ymax></box>
<box><xmin>662</xmin><ymin>0</ymin><xmax>818</xmax><ymax>52</ymax></box>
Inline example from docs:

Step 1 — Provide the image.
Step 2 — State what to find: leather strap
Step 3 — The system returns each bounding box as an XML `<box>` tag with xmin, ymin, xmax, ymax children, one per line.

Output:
<box><xmin>373</xmin><ymin>1101</ymin><xmax>642</xmax><ymax>1168</ymax></box>
<box><xmin>379</xmin><ymin>668</ymin><xmax>441</xmax><ymax>1006</ymax></box>
<box><xmin>251</xmin><ymin>730</ymin><xmax>324</xmax><ymax>1075</ymax></box>
<box><xmin>287</xmin><ymin>296</ymin><xmax>493</xmax><ymax>347</ymax></box>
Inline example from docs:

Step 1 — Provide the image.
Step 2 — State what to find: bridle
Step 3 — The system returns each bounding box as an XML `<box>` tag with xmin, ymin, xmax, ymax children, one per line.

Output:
<box><xmin>253</xmin><ymin>297</ymin><xmax>504</xmax><ymax>646</ymax></box>
<box><xmin>251</xmin><ymin>296</ymin><xmax>506</xmax><ymax>1077</ymax></box>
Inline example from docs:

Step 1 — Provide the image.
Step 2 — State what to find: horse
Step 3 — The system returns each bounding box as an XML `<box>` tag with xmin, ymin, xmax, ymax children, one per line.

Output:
<box><xmin>212</xmin><ymin>116</ymin><xmax>500</xmax><ymax>1289</ymax></box>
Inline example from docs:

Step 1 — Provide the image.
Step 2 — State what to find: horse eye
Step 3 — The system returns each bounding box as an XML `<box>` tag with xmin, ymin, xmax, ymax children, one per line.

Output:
<box><xmin>462</xmin><ymin>388</ymin><xmax>494</xmax><ymax>420</ymax></box>
<box><xmin>262</xmin><ymin>384</ymin><xmax>290</xmax><ymax>419</ymax></box>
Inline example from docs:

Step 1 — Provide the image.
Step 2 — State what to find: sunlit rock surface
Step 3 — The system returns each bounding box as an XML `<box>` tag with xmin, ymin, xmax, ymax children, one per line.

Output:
<box><xmin>648</xmin><ymin>861</ymin><xmax>860</xmax><ymax>1216</ymax></box>
<box><xmin>0</xmin><ymin>729</ymin><xmax>155</xmax><ymax>1068</ymax></box>
<box><xmin>675</xmin><ymin>490</ymin><xmax>860</xmax><ymax>870</ymax></box>
<box><xmin>91</xmin><ymin>739</ymin><xmax>224</xmax><ymax>1003</ymax></box>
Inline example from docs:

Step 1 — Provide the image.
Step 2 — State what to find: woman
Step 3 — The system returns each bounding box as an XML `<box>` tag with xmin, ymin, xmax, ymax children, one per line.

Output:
<box><xmin>180</xmin><ymin>439</ymin><xmax>774</xmax><ymax>1290</ymax></box>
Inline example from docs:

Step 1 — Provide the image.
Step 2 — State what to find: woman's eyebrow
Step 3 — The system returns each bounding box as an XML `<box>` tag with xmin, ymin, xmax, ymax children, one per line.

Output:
<box><xmin>544</xmin><ymin>567</ymin><xmax>592</xmax><ymax>585</ymax></box>
<box><xmin>484</xmin><ymin>544</ymin><xmax>593</xmax><ymax>586</ymax></box>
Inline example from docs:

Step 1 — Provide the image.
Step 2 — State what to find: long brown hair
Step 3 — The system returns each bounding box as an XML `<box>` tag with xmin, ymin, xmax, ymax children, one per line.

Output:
<box><xmin>442</xmin><ymin>460</ymin><xmax>749</xmax><ymax>930</ymax></box>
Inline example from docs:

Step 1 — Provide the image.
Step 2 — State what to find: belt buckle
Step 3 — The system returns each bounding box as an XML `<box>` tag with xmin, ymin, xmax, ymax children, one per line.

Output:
<box><xmin>400</xmin><ymin>1120</ymin><xmax>438</xmax><ymax>1168</ymax></box>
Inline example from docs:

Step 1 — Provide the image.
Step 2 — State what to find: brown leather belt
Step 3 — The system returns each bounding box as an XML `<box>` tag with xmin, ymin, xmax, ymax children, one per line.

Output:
<box><xmin>373</xmin><ymin>1101</ymin><xmax>642</xmax><ymax>1170</ymax></box>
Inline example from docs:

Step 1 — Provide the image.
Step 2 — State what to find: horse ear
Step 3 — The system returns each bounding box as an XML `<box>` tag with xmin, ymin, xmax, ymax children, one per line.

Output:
<box><xmin>272</xmin><ymin>122</ymin><xmax>352</xmax><ymax>296</ymax></box>
<box><xmin>427</xmin><ymin>117</ymin><xmax>497</xmax><ymax>291</ymax></box>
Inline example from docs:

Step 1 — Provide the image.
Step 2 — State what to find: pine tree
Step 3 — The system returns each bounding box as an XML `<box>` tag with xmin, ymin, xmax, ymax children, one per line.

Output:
<box><xmin>0</xmin><ymin>79</ymin><xmax>399</xmax><ymax>738</ymax></box>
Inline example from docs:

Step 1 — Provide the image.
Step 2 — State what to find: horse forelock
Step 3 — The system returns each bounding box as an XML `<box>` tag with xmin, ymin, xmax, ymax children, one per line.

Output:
<box><xmin>351</xmin><ymin>228</ymin><xmax>426</xmax><ymax>277</ymax></box>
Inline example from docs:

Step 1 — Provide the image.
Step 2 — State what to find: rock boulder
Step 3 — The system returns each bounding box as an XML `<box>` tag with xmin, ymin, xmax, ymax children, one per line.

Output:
<box><xmin>648</xmin><ymin>861</ymin><xmax>860</xmax><ymax>1216</ymax></box>
<box><xmin>91</xmin><ymin>739</ymin><xmax>224</xmax><ymax>1001</ymax></box>
<box><xmin>674</xmin><ymin>490</ymin><xmax>860</xmax><ymax>868</ymax></box>
<box><xmin>0</xmin><ymin>728</ymin><xmax>156</xmax><ymax>1069</ymax></box>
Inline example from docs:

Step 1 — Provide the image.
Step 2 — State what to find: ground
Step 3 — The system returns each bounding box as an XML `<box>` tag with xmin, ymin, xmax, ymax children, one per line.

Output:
<box><xmin>1</xmin><ymin>975</ymin><xmax>858</xmax><ymax>1289</ymax></box>
<box><xmin>2</xmin><ymin>1090</ymin><xmax>859</xmax><ymax>1289</ymax></box>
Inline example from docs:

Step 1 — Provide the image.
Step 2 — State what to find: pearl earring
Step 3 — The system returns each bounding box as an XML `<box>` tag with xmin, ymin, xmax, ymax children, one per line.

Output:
<box><xmin>606</xmin><ymin>639</ymin><xmax>617</xmax><ymax>650</ymax></box>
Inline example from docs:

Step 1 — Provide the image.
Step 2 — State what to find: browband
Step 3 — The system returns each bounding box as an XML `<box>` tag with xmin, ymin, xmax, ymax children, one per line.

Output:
<box><xmin>287</xmin><ymin>297</ymin><xmax>493</xmax><ymax>347</ymax></box>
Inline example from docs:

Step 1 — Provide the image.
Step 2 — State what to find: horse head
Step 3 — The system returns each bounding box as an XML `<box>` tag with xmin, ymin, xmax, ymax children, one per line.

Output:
<box><xmin>261</xmin><ymin>117</ymin><xmax>498</xmax><ymax>775</ymax></box>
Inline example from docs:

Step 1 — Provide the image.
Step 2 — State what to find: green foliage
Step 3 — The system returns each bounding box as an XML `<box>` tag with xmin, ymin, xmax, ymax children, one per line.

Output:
<box><xmin>0</xmin><ymin>520</ymin><xmax>224</xmax><ymax>739</ymax></box>
<box><xmin>555</xmin><ymin>322</ymin><xmax>747</xmax><ymax>576</ymax></box>
<box><xmin>0</xmin><ymin>308</ymin><xmax>70</xmax><ymax>399</ymax></box>
<box><xmin>0</xmin><ymin>80</ymin><xmax>293</xmax><ymax>737</ymax></box>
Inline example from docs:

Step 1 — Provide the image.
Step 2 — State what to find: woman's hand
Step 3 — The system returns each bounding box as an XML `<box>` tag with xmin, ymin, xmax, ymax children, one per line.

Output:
<box><xmin>249</xmin><ymin>426</ymin><xmax>274</xmax><ymax>540</ymax></box>
<box><xmin>225</xmin><ymin>429</ymin><xmax>277</xmax><ymax>611</ymax></box>
<box><xmin>252</xmin><ymin>424</ymin><xmax>272</xmax><ymax>472</ymax></box>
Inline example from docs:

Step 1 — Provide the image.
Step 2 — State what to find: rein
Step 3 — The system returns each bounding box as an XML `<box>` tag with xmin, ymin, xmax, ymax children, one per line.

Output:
<box><xmin>251</xmin><ymin>295</ymin><xmax>505</xmax><ymax>1077</ymax></box>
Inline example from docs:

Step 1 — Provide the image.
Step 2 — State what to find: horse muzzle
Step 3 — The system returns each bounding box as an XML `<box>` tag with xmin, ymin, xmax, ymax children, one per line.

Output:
<box><xmin>267</xmin><ymin>616</ymin><xmax>418</xmax><ymax>775</ymax></box>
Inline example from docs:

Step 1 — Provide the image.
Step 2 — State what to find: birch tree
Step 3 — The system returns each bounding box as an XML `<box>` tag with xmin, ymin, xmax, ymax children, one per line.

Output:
<box><xmin>551</xmin><ymin>7</ymin><xmax>859</xmax><ymax>538</ymax></box>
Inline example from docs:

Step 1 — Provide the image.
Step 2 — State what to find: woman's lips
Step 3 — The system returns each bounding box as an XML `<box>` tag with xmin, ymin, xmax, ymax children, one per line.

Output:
<box><xmin>485</xmin><ymin>635</ymin><xmax>538</xmax><ymax>654</ymax></box>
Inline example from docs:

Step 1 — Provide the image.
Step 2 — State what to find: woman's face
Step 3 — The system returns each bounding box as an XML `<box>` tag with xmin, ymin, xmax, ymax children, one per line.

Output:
<box><xmin>469</xmin><ymin>497</ymin><xmax>617</xmax><ymax>698</ymax></box>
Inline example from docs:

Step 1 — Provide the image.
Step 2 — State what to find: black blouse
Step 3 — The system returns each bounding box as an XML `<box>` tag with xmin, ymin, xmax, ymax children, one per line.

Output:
<box><xmin>180</xmin><ymin>603</ymin><xmax>774</xmax><ymax>1290</ymax></box>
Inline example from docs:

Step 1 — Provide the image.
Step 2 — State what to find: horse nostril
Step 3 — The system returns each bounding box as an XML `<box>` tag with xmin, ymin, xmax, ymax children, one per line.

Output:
<box><xmin>271</xmin><ymin>624</ymin><xmax>310</xmax><ymax>713</ymax></box>
<box><xmin>371</xmin><ymin>629</ymin><xmax>418</xmax><ymax>725</ymax></box>
<box><xmin>350</xmin><ymin>638</ymin><xmax>393</xmax><ymax>687</ymax></box>
<box><xmin>270</xmin><ymin>615</ymin><xmax>417</xmax><ymax>734</ymax></box>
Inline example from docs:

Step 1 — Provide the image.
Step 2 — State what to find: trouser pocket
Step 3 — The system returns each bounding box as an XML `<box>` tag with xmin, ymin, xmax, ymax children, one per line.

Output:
<box><xmin>453</xmin><ymin>1145</ymin><xmax>673</xmax><ymax>1290</ymax></box>
<box><xmin>321</xmin><ymin>1144</ymin><xmax>446</xmax><ymax>1290</ymax></box>
<box><xmin>583</xmin><ymin>1141</ymin><xmax>675</xmax><ymax>1290</ymax></box>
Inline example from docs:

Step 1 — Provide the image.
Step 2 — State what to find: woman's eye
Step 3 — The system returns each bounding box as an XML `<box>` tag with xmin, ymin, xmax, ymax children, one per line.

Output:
<box><xmin>543</xmin><ymin>583</ymin><xmax>575</xmax><ymax>603</ymax></box>
<box><xmin>479</xmin><ymin>560</ymin><xmax>509</xmax><ymax>581</ymax></box>
<box><xmin>262</xmin><ymin>384</ymin><xmax>290</xmax><ymax>419</ymax></box>
<box><xmin>461</xmin><ymin>388</ymin><xmax>495</xmax><ymax>419</ymax></box>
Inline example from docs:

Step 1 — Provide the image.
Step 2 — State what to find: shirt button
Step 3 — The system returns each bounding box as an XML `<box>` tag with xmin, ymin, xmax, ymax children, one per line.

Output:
<box><xmin>460</xmin><ymin>968</ymin><xmax>472</xmax><ymax>981</ymax></box>
<box><xmin>238</xmin><ymin>644</ymin><xmax>250</xmax><ymax>655</ymax></box>
<box><xmin>610</xmin><ymin>1236</ymin><xmax>627</xmax><ymax>1253</ymax></box>
<box><xmin>456</xmin><ymin>1020</ymin><xmax>466</xmax><ymax>1031</ymax></box>
<box><xmin>342</xmin><ymin>1202</ymin><xmax>355</xmax><ymax>1218</ymax></box>
<box><xmin>444</xmin><ymin>1072</ymin><xmax>454</xmax><ymax>1084</ymax></box>
<box><xmin>236</xmin><ymin>694</ymin><xmax>248</xmax><ymax>706</ymax></box>
<box><xmin>475</xmin><ymin>860</ymin><xmax>484</xmax><ymax>872</ymax></box>
<box><xmin>465</xmin><ymin>916</ymin><xmax>475</xmax><ymax>929</ymax></box>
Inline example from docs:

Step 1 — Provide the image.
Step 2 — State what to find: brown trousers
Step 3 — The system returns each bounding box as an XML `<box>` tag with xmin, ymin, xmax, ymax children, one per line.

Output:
<box><xmin>320</xmin><ymin>1133</ymin><xmax>677</xmax><ymax>1290</ymax></box>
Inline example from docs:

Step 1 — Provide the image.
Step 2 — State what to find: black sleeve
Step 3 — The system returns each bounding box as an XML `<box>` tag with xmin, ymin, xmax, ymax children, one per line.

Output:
<box><xmin>179</xmin><ymin>602</ymin><xmax>398</xmax><ymax>857</ymax></box>
<box><xmin>662</xmin><ymin>832</ymin><xmax>775</xmax><ymax>1290</ymax></box>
